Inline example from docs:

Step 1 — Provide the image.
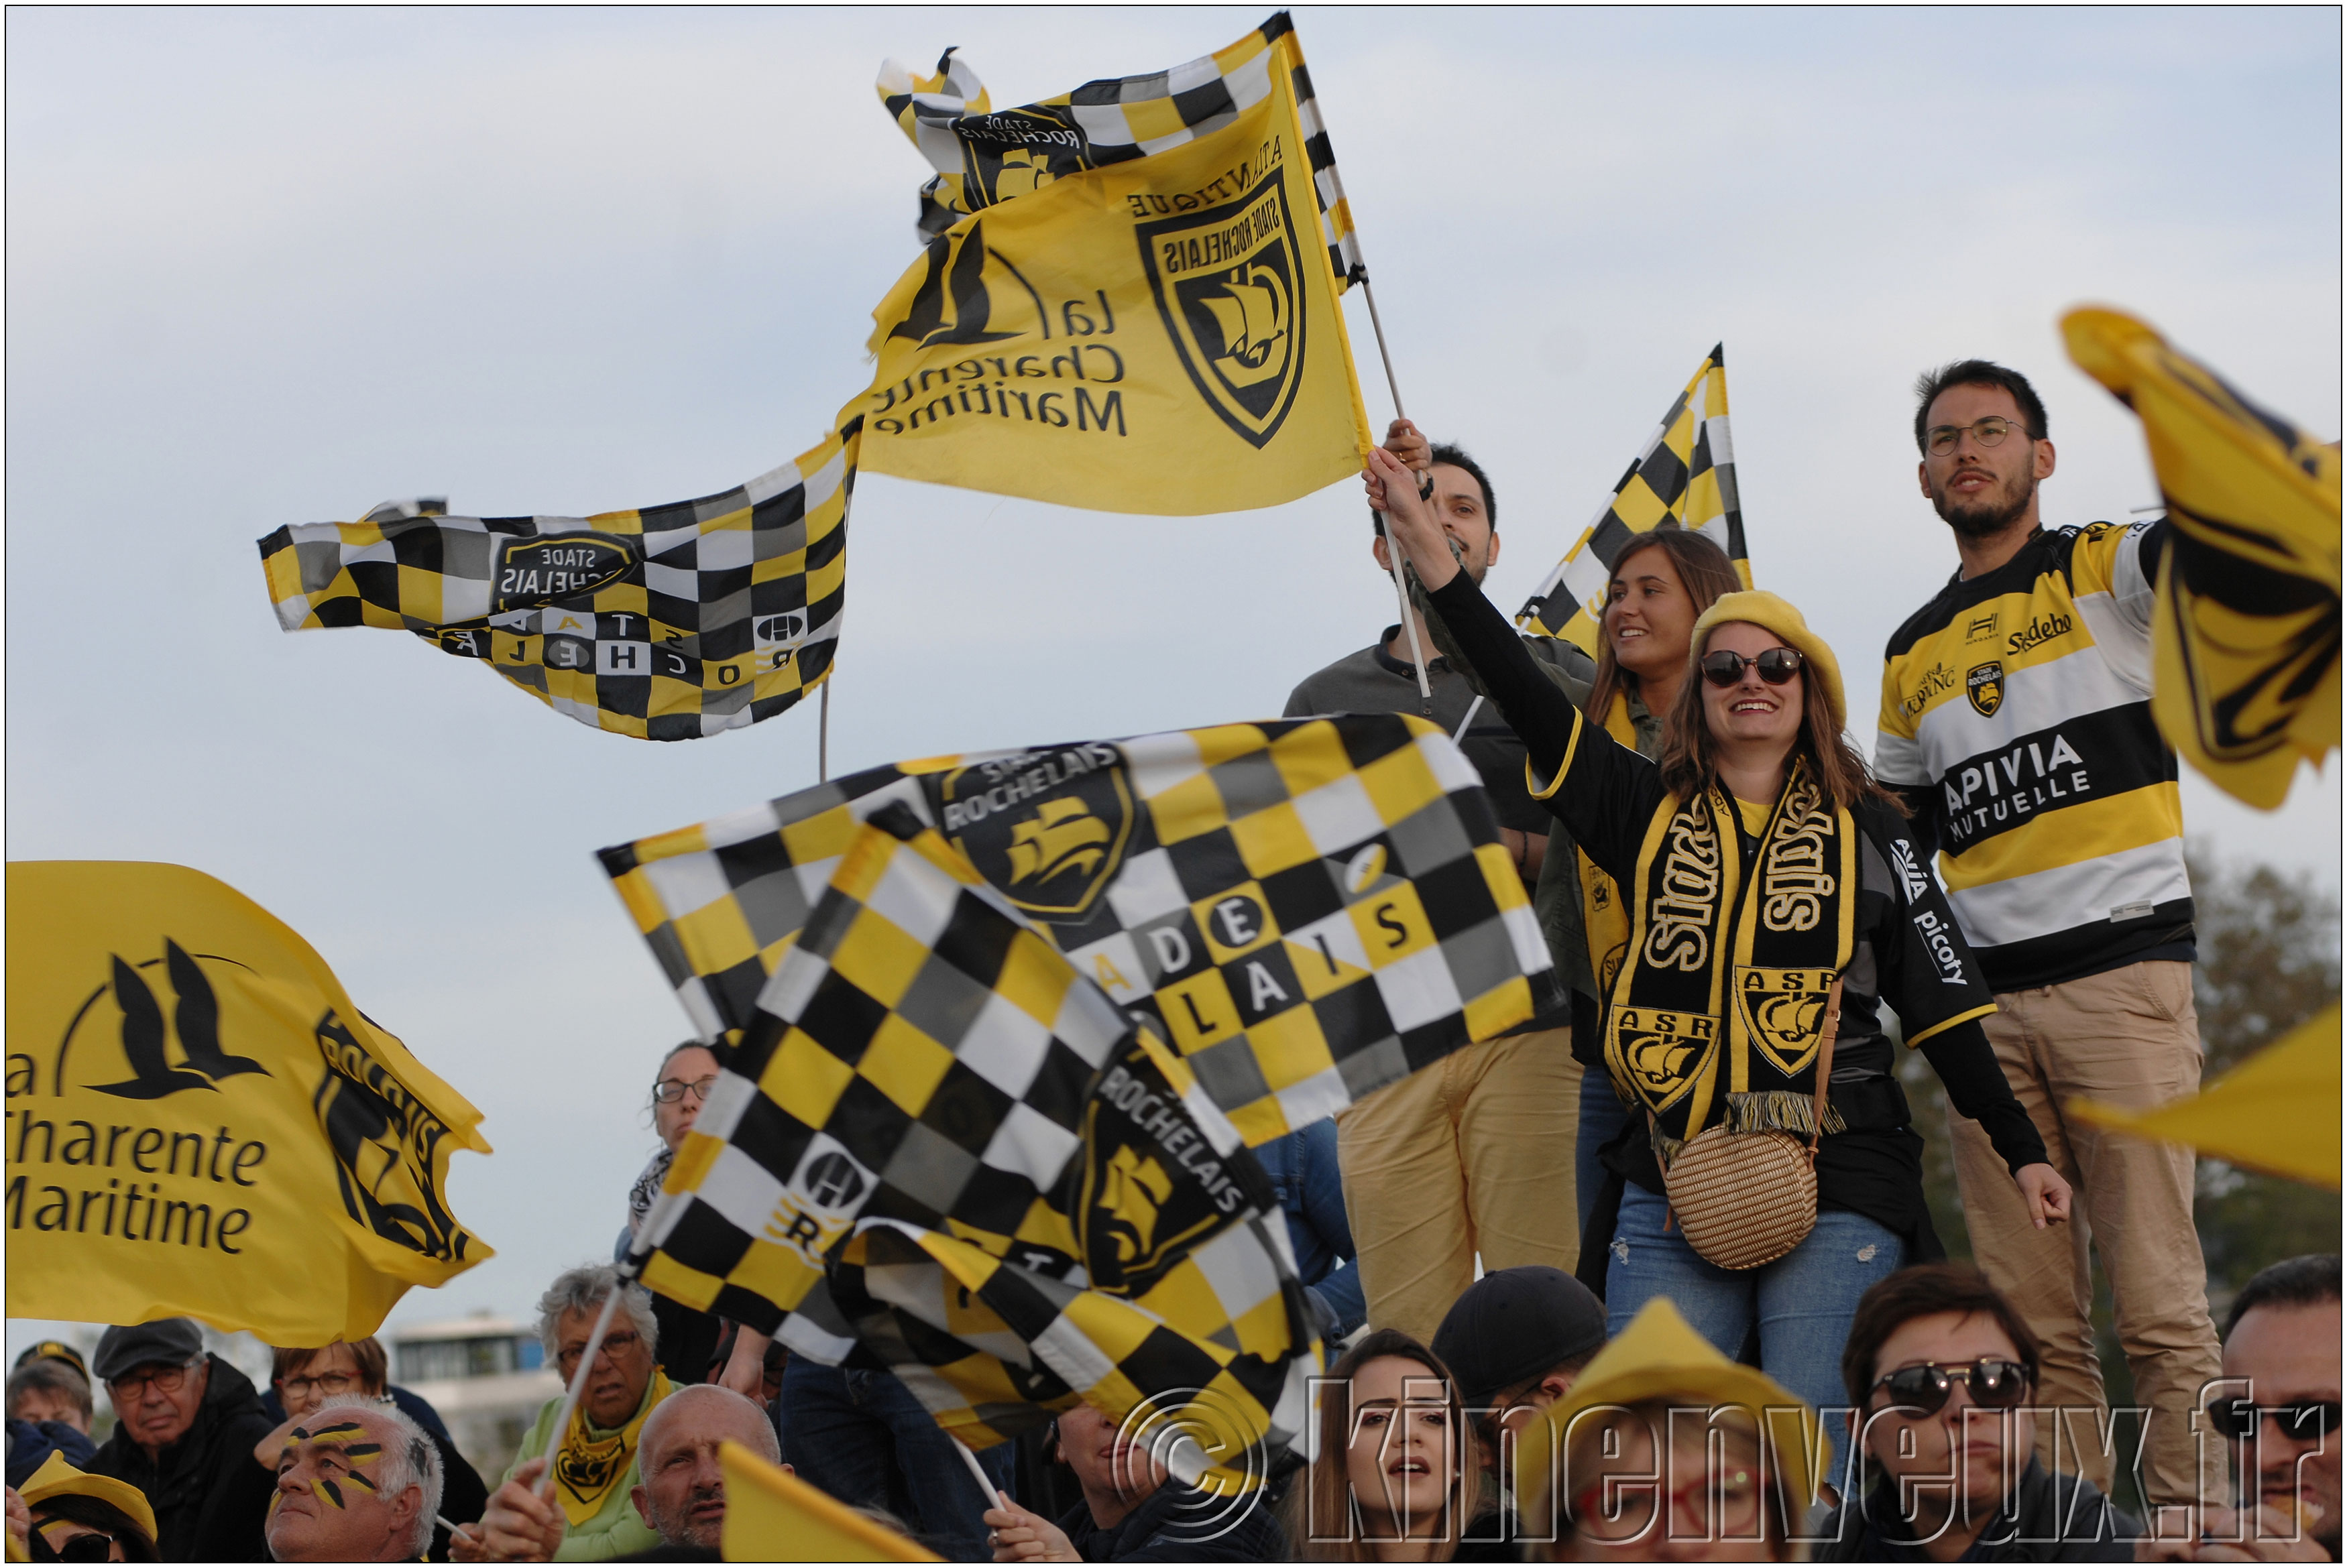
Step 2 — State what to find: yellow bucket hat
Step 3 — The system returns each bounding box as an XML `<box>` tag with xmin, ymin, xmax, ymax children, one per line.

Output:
<box><xmin>1513</xmin><ymin>1297</ymin><xmax>1820</xmax><ymax>1528</ymax></box>
<box><xmin>17</xmin><ymin>1451</ymin><xmax>160</xmax><ymax>1550</ymax></box>
<box><xmin>1688</xmin><ymin>589</ymin><xmax>1847</xmax><ymax>736</ymax></box>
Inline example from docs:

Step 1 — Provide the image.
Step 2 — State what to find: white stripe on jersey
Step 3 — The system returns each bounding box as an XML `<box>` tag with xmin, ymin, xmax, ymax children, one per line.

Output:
<box><xmin>1944</xmin><ymin>837</ymin><xmax>2193</xmax><ymax>951</ymax></box>
<box><xmin>1913</xmin><ymin>641</ymin><xmax>2144</xmax><ymax>763</ymax></box>
<box><xmin>1876</xmin><ymin>728</ymin><xmax>1929</xmax><ymax>788</ymax></box>
<box><xmin>2073</xmin><ymin>587</ymin><xmax>2154</xmax><ymax>695</ymax></box>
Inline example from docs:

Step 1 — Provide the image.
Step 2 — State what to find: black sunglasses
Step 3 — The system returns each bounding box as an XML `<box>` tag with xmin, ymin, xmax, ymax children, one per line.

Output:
<box><xmin>2209</xmin><ymin>1397</ymin><xmax>2339</xmax><ymax>1443</ymax></box>
<box><xmin>33</xmin><ymin>1528</ymin><xmax>119</xmax><ymax>1564</ymax></box>
<box><xmin>1871</xmin><ymin>1358</ymin><xmax>2034</xmax><ymax>1415</ymax></box>
<box><xmin>1700</xmin><ymin>647</ymin><xmax>1804</xmax><ymax>688</ymax></box>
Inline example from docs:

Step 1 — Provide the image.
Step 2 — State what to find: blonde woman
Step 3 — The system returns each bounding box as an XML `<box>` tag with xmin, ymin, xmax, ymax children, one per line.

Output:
<box><xmin>1286</xmin><ymin>1329</ymin><xmax>1481</xmax><ymax>1563</ymax></box>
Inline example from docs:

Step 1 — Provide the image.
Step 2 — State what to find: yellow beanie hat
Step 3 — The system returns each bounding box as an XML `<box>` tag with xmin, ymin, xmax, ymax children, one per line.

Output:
<box><xmin>1686</xmin><ymin>589</ymin><xmax>1846</xmax><ymax>736</ymax></box>
<box><xmin>1512</xmin><ymin>1296</ymin><xmax>1820</xmax><ymax>1530</ymax></box>
<box><xmin>17</xmin><ymin>1451</ymin><xmax>160</xmax><ymax>1552</ymax></box>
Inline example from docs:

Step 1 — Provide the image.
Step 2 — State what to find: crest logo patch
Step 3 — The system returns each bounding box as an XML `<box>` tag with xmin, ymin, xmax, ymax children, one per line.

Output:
<box><xmin>1137</xmin><ymin>170</ymin><xmax>1307</xmax><ymax>448</ymax></box>
<box><xmin>1966</xmin><ymin>661</ymin><xmax>2005</xmax><ymax>716</ymax></box>
<box><xmin>1733</xmin><ymin>967</ymin><xmax>1839</xmax><ymax>1077</ymax></box>
<box><xmin>940</xmin><ymin>749</ymin><xmax>1135</xmax><ymax>922</ymax></box>
<box><xmin>1607</xmin><ymin>1006</ymin><xmax>1717</xmax><ymax>1112</ymax></box>
<box><xmin>494</xmin><ymin>534</ymin><xmax>634</xmax><ymax>611</ymax></box>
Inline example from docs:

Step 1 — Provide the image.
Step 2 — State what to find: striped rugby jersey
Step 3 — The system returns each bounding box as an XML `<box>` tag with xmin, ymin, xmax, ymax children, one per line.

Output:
<box><xmin>1876</xmin><ymin>522</ymin><xmax>2193</xmax><ymax>991</ymax></box>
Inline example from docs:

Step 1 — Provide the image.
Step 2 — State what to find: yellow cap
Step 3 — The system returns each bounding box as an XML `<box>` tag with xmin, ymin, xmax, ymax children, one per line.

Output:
<box><xmin>17</xmin><ymin>1451</ymin><xmax>160</xmax><ymax>1550</ymax></box>
<box><xmin>1513</xmin><ymin>1297</ymin><xmax>1820</xmax><ymax>1524</ymax></box>
<box><xmin>1688</xmin><ymin>589</ymin><xmax>1846</xmax><ymax>736</ymax></box>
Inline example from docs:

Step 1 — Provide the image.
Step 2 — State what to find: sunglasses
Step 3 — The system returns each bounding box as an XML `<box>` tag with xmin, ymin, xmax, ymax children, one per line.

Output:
<box><xmin>1870</xmin><ymin>1358</ymin><xmax>2034</xmax><ymax>1416</ymax></box>
<box><xmin>1699</xmin><ymin>647</ymin><xmax>1804</xmax><ymax>688</ymax></box>
<box><xmin>2208</xmin><ymin>1398</ymin><xmax>2339</xmax><ymax>1443</ymax></box>
<box><xmin>34</xmin><ymin>1524</ymin><xmax>121</xmax><ymax>1564</ymax></box>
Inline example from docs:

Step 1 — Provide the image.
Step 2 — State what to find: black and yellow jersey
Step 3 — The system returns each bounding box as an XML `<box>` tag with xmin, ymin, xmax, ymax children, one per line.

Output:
<box><xmin>1875</xmin><ymin>522</ymin><xmax>2193</xmax><ymax>991</ymax></box>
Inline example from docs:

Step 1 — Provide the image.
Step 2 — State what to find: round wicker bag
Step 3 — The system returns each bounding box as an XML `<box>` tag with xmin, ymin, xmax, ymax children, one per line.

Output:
<box><xmin>1658</xmin><ymin>977</ymin><xmax>1845</xmax><ymax>1272</ymax></box>
<box><xmin>1664</xmin><ymin>1126</ymin><xmax>1819</xmax><ymax>1270</ymax></box>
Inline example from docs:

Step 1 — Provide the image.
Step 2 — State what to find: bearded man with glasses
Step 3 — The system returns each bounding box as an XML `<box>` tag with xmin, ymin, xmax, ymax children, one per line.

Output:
<box><xmin>82</xmin><ymin>1317</ymin><xmax>277</xmax><ymax>1561</ymax></box>
<box><xmin>1817</xmin><ymin>1264</ymin><xmax>2138</xmax><ymax>1561</ymax></box>
<box><xmin>1874</xmin><ymin>360</ymin><xmax>2218</xmax><ymax>1514</ymax></box>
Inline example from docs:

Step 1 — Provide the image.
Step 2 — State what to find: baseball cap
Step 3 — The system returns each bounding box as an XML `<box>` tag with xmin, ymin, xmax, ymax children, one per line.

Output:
<box><xmin>12</xmin><ymin>1340</ymin><xmax>92</xmax><ymax>1386</ymax></box>
<box><xmin>1430</xmin><ymin>1266</ymin><xmax>1609</xmax><ymax>1408</ymax></box>
<box><xmin>92</xmin><ymin>1319</ymin><xmax>204</xmax><ymax>1383</ymax></box>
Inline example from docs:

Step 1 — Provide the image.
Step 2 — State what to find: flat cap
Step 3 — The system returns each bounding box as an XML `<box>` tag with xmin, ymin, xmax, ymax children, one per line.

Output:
<box><xmin>1430</xmin><ymin>1266</ymin><xmax>1609</xmax><ymax>1408</ymax></box>
<box><xmin>92</xmin><ymin>1319</ymin><xmax>204</xmax><ymax>1383</ymax></box>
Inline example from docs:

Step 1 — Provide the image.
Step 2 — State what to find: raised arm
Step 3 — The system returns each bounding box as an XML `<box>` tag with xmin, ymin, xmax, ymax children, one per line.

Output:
<box><xmin>1365</xmin><ymin>446</ymin><xmax>1665</xmax><ymax>884</ymax></box>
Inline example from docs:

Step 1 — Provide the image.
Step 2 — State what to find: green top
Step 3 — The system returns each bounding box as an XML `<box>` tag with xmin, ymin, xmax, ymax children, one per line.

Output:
<box><xmin>500</xmin><ymin>1390</ymin><xmax>663</xmax><ymax>1562</ymax></box>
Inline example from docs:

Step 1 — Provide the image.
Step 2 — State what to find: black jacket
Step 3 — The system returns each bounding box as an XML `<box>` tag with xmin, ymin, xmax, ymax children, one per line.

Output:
<box><xmin>1812</xmin><ymin>1459</ymin><xmax>2138</xmax><ymax>1562</ymax></box>
<box><xmin>1058</xmin><ymin>1483</ymin><xmax>1282</xmax><ymax>1562</ymax></box>
<box><xmin>86</xmin><ymin>1353</ymin><xmax>277</xmax><ymax>1562</ymax></box>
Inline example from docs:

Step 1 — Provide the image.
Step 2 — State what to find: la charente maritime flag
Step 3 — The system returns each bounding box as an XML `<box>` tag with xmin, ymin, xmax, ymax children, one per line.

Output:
<box><xmin>2063</xmin><ymin>306</ymin><xmax>2340</xmax><ymax>809</ymax></box>
<box><xmin>852</xmin><ymin>15</ymin><xmax>1373</xmax><ymax>516</ymax></box>
<box><xmin>1516</xmin><ymin>346</ymin><xmax>1751</xmax><ymax>650</ymax></box>
<box><xmin>5</xmin><ymin>862</ymin><xmax>491</xmax><ymax>1342</ymax></box>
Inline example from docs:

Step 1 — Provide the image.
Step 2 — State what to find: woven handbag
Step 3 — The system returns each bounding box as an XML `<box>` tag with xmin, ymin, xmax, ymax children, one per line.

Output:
<box><xmin>1662</xmin><ymin>980</ymin><xmax>1844</xmax><ymax>1271</ymax></box>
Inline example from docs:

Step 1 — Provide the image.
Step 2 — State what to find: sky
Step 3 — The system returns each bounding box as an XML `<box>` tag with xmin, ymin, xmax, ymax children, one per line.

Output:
<box><xmin>7</xmin><ymin>6</ymin><xmax>2340</xmax><ymax>1352</ymax></box>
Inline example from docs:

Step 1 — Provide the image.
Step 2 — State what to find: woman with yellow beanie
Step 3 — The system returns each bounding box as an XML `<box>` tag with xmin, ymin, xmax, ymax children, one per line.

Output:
<box><xmin>1365</xmin><ymin>446</ymin><xmax>2070</xmax><ymax>1467</ymax></box>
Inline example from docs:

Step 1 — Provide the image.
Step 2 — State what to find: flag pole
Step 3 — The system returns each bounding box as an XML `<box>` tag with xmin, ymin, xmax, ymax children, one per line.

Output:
<box><xmin>951</xmin><ymin>1434</ymin><xmax>1005</xmax><ymax>1512</ymax></box>
<box><xmin>534</xmin><ymin>1286</ymin><xmax>624</xmax><ymax>1504</ymax></box>
<box><xmin>819</xmin><ymin>678</ymin><xmax>831</xmax><ymax>783</ymax></box>
<box><xmin>1355</xmin><ymin>269</ymin><xmax>1434</xmax><ymax>715</ymax></box>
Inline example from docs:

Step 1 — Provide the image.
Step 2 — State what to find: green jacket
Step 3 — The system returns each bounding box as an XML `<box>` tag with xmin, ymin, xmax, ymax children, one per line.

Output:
<box><xmin>501</xmin><ymin>1390</ymin><xmax>663</xmax><ymax>1562</ymax></box>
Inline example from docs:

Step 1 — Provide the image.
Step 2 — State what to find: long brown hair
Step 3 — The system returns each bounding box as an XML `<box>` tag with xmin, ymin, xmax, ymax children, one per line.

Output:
<box><xmin>1656</xmin><ymin>621</ymin><xmax>1904</xmax><ymax>814</ymax></box>
<box><xmin>1283</xmin><ymin>1329</ymin><xmax>1481</xmax><ymax>1563</ymax></box>
<box><xmin>1585</xmin><ymin>526</ymin><xmax>1744</xmax><ymax>722</ymax></box>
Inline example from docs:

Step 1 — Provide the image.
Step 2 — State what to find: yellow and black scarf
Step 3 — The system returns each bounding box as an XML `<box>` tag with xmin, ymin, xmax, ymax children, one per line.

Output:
<box><xmin>553</xmin><ymin>1369</ymin><xmax>672</xmax><ymax>1527</ymax></box>
<box><xmin>1575</xmin><ymin>690</ymin><xmax>1646</xmax><ymax>998</ymax></box>
<box><xmin>1603</xmin><ymin>758</ymin><xmax>1857</xmax><ymax>1158</ymax></box>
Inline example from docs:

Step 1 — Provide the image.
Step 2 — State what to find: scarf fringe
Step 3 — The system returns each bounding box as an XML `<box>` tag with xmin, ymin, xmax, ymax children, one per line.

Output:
<box><xmin>1721</xmin><ymin>1089</ymin><xmax>1845</xmax><ymax>1138</ymax></box>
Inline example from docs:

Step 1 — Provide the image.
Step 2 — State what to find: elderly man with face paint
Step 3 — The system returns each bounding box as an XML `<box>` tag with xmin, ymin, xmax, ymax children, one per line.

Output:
<box><xmin>263</xmin><ymin>1402</ymin><xmax>441</xmax><ymax>1564</ymax></box>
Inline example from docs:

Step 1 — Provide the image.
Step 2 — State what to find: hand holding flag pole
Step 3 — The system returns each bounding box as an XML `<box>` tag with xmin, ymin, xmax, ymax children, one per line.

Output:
<box><xmin>1349</xmin><ymin>256</ymin><xmax>1434</xmax><ymax>713</ymax></box>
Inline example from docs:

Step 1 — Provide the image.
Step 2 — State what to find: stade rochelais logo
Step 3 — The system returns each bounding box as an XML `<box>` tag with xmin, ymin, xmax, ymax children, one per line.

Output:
<box><xmin>1137</xmin><ymin>164</ymin><xmax>1308</xmax><ymax>448</ymax></box>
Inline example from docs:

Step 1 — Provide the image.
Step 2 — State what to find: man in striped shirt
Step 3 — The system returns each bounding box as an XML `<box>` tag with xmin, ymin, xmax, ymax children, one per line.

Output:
<box><xmin>1874</xmin><ymin>360</ymin><xmax>2220</xmax><ymax>1514</ymax></box>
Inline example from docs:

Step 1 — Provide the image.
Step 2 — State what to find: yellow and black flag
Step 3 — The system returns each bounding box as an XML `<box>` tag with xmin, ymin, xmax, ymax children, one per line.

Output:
<box><xmin>2063</xmin><ymin>307</ymin><xmax>2340</xmax><ymax>808</ymax></box>
<box><xmin>599</xmin><ymin>715</ymin><xmax>1563</xmax><ymax>1148</ymax></box>
<box><xmin>5</xmin><ymin>862</ymin><xmax>491</xmax><ymax>1343</ymax></box>
<box><xmin>853</xmin><ymin>15</ymin><xmax>1373</xmax><ymax>516</ymax></box>
<box><xmin>259</xmin><ymin>423</ymin><xmax>857</xmax><ymax>741</ymax></box>
<box><xmin>1517</xmin><ymin>346</ymin><xmax>1751</xmax><ymax>650</ymax></box>
<box><xmin>629</xmin><ymin>808</ymin><xmax>1317</xmax><ymax>1492</ymax></box>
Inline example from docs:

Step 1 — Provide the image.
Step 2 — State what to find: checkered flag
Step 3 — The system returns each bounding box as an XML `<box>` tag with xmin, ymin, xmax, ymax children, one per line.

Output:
<box><xmin>626</xmin><ymin>805</ymin><xmax>1315</xmax><ymax>1488</ymax></box>
<box><xmin>1518</xmin><ymin>346</ymin><xmax>1750</xmax><ymax>649</ymax></box>
<box><xmin>876</xmin><ymin>12</ymin><xmax>1364</xmax><ymax>285</ymax></box>
<box><xmin>257</xmin><ymin>423</ymin><xmax>858</xmax><ymax>741</ymax></box>
<box><xmin>602</xmin><ymin>714</ymin><xmax>1563</xmax><ymax>1146</ymax></box>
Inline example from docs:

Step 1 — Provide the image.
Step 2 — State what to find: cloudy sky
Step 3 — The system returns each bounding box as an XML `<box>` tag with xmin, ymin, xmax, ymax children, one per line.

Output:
<box><xmin>8</xmin><ymin>6</ymin><xmax>2338</xmax><ymax>1352</ymax></box>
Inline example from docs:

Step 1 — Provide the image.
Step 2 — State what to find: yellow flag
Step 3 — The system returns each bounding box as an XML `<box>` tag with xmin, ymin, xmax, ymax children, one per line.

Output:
<box><xmin>2062</xmin><ymin>307</ymin><xmax>2341</xmax><ymax>808</ymax></box>
<box><xmin>851</xmin><ymin>23</ymin><xmax>1373</xmax><ymax>515</ymax></box>
<box><xmin>2069</xmin><ymin>1002</ymin><xmax>2340</xmax><ymax>1189</ymax></box>
<box><xmin>4</xmin><ymin>862</ymin><xmax>492</xmax><ymax>1341</ymax></box>
<box><xmin>719</xmin><ymin>1440</ymin><xmax>941</xmax><ymax>1562</ymax></box>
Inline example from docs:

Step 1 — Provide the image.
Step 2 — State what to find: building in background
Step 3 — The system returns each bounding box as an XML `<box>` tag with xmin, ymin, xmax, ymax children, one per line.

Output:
<box><xmin>388</xmin><ymin>1312</ymin><xmax>559</xmax><ymax>1482</ymax></box>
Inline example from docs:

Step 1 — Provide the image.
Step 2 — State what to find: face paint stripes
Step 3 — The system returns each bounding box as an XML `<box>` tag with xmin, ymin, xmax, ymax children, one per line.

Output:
<box><xmin>317</xmin><ymin>1479</ymin><xmax>345</xmax><ymax>1510</ymax></box>
<box><xmin>307</xmin><ymin>1421</ymin><xmax>366</xmax><ymax>1438</ymax></box>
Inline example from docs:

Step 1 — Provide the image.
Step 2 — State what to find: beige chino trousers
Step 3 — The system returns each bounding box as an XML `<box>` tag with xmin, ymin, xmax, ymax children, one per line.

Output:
<box><xmin>1335</xmin><ymin>1026</ymin><xmax>1581</xmax><ymax>1345</ymax></box>
<box><xmin>1945</xmin><ymin>959</ymin><xmax>2224</xmax><ymax>1510</ymax></box>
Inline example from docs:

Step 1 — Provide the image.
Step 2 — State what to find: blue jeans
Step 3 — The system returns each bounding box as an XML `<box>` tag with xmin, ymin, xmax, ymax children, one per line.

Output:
<box><xmin>1605</xmin><ymin>1184</ymin><xmax>1904</xmax><ymax>1486</ymax></box>
<box><xmin>1308</xmin><ymin>1259</ymin><xmax>1369</xmax><ymax>1339</ymax></box>
<box><xmin>1576</xmin><ymin>1065</ymin><xmax>1631</xmax><ymax>1238</ymax></box>
<box><xmin>778</xmin><ymin>1360</ymin><xmax>1015</xmax><ymax>1562</ymax></box>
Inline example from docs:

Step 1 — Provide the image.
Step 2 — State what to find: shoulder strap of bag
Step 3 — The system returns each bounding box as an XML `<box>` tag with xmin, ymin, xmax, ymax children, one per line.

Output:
<box><xmin>1807</xmin><ymin>977</ymin><xmax>1845</xmax><ymax>1164</ymax></box>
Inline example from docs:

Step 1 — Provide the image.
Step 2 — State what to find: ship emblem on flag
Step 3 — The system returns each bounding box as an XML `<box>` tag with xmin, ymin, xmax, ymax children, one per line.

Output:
<box><xmin>1139</xmin><ymin>171</ymin><xmax>1307</xmax><ymax>446</ymax></box>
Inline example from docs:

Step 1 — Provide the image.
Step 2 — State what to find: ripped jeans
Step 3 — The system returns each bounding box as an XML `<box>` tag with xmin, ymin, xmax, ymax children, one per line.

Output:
<box><xmin>1605</xmin><ymin>1185</ymin><xmax>1904</xmax><ymax>1485</ymax></box>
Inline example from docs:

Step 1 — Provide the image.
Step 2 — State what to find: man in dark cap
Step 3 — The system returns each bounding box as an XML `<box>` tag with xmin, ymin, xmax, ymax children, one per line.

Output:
<box><xmin>82</xmin><ymin>1319</ymin><xmax>276</xmax><ymax>1561</ymax></box>
<box><xmin>1431</xmin><ymin>1265</ymin><xmax>1609</xmax><ymax>1561</ymax></box>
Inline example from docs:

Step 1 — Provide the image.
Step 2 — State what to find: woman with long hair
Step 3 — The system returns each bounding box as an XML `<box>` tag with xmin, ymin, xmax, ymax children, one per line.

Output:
<box><xmin>1364</xmin><ymin>444</ymin><xmax>2070</xmax><ymax>1447</ymax></box>
<box><xmin>1534</xmin><ymin>528</ymin><xmax>1745</xmax><ymax>1246</ymax></box>
<box><xmin>1286</xmin><ymin>1330</ymin><xmax>1480</xmax><ymax>1563</ymax></box>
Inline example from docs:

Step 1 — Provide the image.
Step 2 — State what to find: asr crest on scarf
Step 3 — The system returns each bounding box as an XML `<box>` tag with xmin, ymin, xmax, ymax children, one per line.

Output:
<box><xmin>1605</xmin><ymin>761</ymin><xmax>1858</xmax><ymax>1152</ymax></box>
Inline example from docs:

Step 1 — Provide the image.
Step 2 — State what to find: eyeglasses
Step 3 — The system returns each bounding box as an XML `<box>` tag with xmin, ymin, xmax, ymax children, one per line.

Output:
<box><xmin>556</xmin><ymin>1329</ymin><xmax>644</xmax><ymax>1376</ymax></box>
<box><xmin>1699</xmin><ymin>648</ymin><xmax>1804</xmax><ymax>688</ymax></box>
<box><xmin>2208</xmin><ymin>1397</ymin><xmax>2339</xmax><ymax>1443</ymax></box>
<box><xmin>1870</xmin><ymin>1358</ymin><xmax>2034</xmax><ymax>1416</ymax></box>
<box><xmin>278</xmin><ymin>1370</ymin><xmax>361</xmax><ymax>1400</ymax></box>
<box><xmin>652</xmin><ymin>1075</ymin><xmax>717</xmax><ymax>1105</ymax></box>
<box><xmin>107</xmin><ymin>1358</ymin><xmax>202</xmax><ymax>1399</ymax></box>
<box><xmin>1572</xmin><ymin>1469</ymin><xmax>1760</xmax><ymax>1542</ymax></box>
<box><xmin>1925</xmin><ymin>416</ymin><xmax>2037</xmax><ymax>457</ymax></box>
<box><xmin>35</xmin><ymin>1522</ymin><xmax>123</xmax><ymax>1563</ymax></box>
